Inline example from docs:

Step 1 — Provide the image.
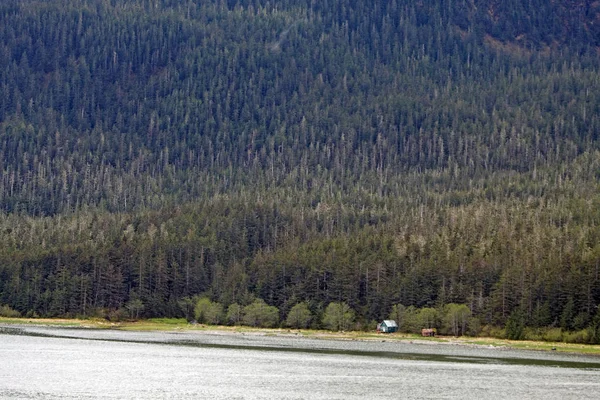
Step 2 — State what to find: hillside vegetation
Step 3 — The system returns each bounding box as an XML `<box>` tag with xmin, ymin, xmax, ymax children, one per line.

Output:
<box><xmin>0</xmin><ymin>0</ymin><xmax>599</xmax><ymax>342</ymax></box>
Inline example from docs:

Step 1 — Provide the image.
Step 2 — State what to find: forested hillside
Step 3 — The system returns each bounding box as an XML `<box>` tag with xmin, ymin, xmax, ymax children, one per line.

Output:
<box><xmin>1</xmin><ymin>0</ymin><xmax>600</xmax><ymax>341</ymax></box>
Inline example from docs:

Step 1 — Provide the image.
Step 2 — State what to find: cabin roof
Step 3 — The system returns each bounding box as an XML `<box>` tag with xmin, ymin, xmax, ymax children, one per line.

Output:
<box><xmin>382</xmin><ymin>320</ymin><xmax>398</xmax><ymax>327</ymax></box>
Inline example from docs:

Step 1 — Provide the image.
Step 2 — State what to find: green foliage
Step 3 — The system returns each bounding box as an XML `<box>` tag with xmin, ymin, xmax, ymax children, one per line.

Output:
<box><xmin>531</xmin><ymin>301</ymin><xmax>552</xmax><ymax>328</ymax></box>
<box><xmin>0</xmin><ymin>304</ymin><xmax>21</xmax><ymax>318</ymax></box>
<box><xmin>146</xmin><ymin>318</ymin><xmax>188</xmax><ymax>325</ymax></box>
<box><xmin>322</xmin><ymin>302</ymin><xmax>355</xmax><ymax>331</ymax></box>
<box><xmin>242</xmin><ymin>299</ymin><xmax>279</xmax><ymax>328</ymax></box>
<box><xmin>541</xmin><ymin>328</ymin><xmax>564</xmax><ymax>343</ymax></box>
<box><xmin>589</xmin><ymin>308</ymin><xmax>600</xmax><ymax>345</ymax></box>
<box><xmin>0</xmin><ymin>0</ymin><xmax>598</xmax><ymax>341</ymax></box>
<box><xmin>418</xmin><ymin>308</ymin><xmax>440</xmax><ymax>330</ymax></box>
<box><xmin>0</xmin><ymin>0</ymin><xmax>598</xmax><ymax>217</ymax></box>
<box><xmin>466</xmin><ymin>317</ymin><xmax>482</xmax><ymax>337</ymax></box>
<box><xmin>573</xmin><ymin>312</ymin><xmax>591</xmax><ymax>331</ymax></box>
<box><xmin>106</xmin><ymin>308</ymin><xmax>129</xmax><ymax>322</ymax></box>
<box><xmin>442</xmin><ymin>304</ymin><xmax>471</xmax><ymax>336</ymax></box>
<box><xmin>226</xmin><ymin>303</ymin><xmax>243</xmax><ymax>326</ymax></box>
<box><xmin>177</xmin><ymin>297</ymin><xmax>196</xmax><ymax>322</ymax></box>
<box><xmin>194</xmin><ymin>298</ymin><xmax>223</xmax><ymax>325</ymax></box>
<box><xmin>562</xmin><ymin>329</ymin><xmax>592</xmax><ymax>344</ymax></box>
<box><xmin>285</xmin><ymin>302</ymin><xmax>312</xmax><ymax>329</ymax></box>
<box><xmin>397</xmin><ymin>306</ymin><xmax>422</xmax><ymax>334</ymax></box>
<box><xmin>125</xmin><ymin>298</ymin><xmax>145</xmax><ymax>320</ymax></box>
<box><xmin>505</xmin><ymin>308</ymin><xmax>526</xmax><ymax>340</ymax></box>
<box><xmin>389</xmin><ymin>304</ymin><xmax>407</xmax><ymax>332</ymax></box>
<box><xmin>522</xmin><ymin>326</ymin><xmax>599</xmax><ymax>345</ymax></box>
<box><xmin>560</xmin><ymin>298</ymin><xmax>576</xmax><ymax>331</ymax></box>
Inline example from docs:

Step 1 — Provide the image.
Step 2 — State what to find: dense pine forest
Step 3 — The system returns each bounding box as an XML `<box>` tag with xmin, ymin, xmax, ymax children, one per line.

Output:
<box><xmin>1</xmin><ymin>0</ymin><xmax>600</xmax><ymax>341</ymax></box>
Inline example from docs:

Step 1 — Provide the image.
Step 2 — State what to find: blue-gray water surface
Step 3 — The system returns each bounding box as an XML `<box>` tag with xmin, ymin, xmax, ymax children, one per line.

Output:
<box><xmin>1</xmin><ymin>325</ymin><xmax>599</xmax><ymax>399</ymax></box>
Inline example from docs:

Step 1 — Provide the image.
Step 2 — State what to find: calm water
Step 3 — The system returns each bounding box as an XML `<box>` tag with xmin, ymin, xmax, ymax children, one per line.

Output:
<box><xmin>1</xmin><ymin>325</ymin><xmax>600</xmax><ymax>399</ymax></box>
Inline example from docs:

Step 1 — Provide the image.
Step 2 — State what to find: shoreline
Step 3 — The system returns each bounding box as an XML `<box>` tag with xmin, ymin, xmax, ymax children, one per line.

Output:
<box><xmin>1</xmin><ymin>317</ymin><xmax>600</xmax><ymax>356</ymax></box>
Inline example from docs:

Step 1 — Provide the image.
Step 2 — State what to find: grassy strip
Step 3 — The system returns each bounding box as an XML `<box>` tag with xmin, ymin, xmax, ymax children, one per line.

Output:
<box><xmin>1</xmin><ymin>317</ymin><xmax>599</xmax><ymax>355</ymax></box>
<box><xmin>448</xmin><ymin>336</ymin><xmax>600</xmax><ymax>355</ymax></box>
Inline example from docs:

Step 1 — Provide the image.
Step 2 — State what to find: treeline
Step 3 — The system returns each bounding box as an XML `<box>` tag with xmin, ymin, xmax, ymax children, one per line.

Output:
<box><xmin>1</xmin><ymin>181</ymin><xmax>599</xmax><ymax>341</ymax></box>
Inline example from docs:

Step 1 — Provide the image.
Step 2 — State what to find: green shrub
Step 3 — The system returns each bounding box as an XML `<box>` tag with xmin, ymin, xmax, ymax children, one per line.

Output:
<box><xmin>242</xmin><ymin>299</ymin><xmax>279</xmax><ymax>328</ymax></box>
<box><xmin>322</xmin><ymin>302</ymin><xmax>355</xmax><ymax>331</ymax></box>
<box><xmin>479</xmin><ymin>325</ymin><xmax>504</xmax><ymax>338</ymax></box>
<box><xmin>522</xmin><ymin>327</ymin><xmax>544</xmax><ymax>341</ymax></box>
<box><xmin>466</xmin><ymin>317</ymin><xmax>482</xmax><ymax>336</ymax></box>
<box><xmin>442</xmin><ymin>304</ymin><xmax>471</xmax><ymax>336</ymax></box>
<box><xmin>505</xmin><ymin>309</ymin><xmax>526</xmax><ymax>340</ymax></box>
<box><xmin>0</xmin><ymin>304</ymin><xmax>21</xmax><ymax>318</ymax></box>
<box><xmin>107</xmin><ymin>308</ymin><xmax>128</xmax><ymax>322</ymax></box>
<box><xmin>226</xmin><ymin>303</ymin><xmax>243</xmax><ymax>325</ymax></box>
<box><xmin>285</xmin><ymin>302</ymin><xmax>312</xmax><ymax>329</ymax></box>
<box><xmin>563</xmin><ymin>329</ymin><xmax>590</xmax><ymax>344</ymax></box>
<box><xmin>194</xmin><ymin>298</ymin><xmax>223</xmax><ymax>325</ymax></box>
<box><xmin>542</xmin><ymin>328</ymin><xmax>564</xmax><ymax>342</ymax></box>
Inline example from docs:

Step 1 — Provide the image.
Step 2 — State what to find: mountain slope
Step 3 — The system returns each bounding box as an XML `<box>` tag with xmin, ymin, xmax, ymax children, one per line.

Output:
<box><xmin>1</xmin><ymin>0</ymin><xmax>598</xmax><ymax>214</ymax></box>
<box><xmin>0</xmin><ymin>0</ymin><xmax>599</xmax><ymax>338</ymax></box>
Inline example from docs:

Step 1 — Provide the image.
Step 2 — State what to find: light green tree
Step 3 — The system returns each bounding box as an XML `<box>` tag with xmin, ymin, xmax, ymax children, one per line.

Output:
<box><xmin>443</xmin><ymin>303</ymin><xmax>471</xmax><ymax>336</ymax></box>
<box><xmin>125</xmin><ymin>298</ymin><xmax>144</xmax><ymax>320</ymax></box>
<box><xmin>194</xmin><ymin>297</ymin><xmax>223</xmax><ymax>325</ymax></box>
<box><xmin>0</xmin><ymin>304</ymin><xmax>21</xmax><ymax>318</ymax></box>
<box><xmin>389</xmin><ymin>304</ymin><xmax>406</xmax><ymax>331</ymax></box>
<box><xmin>242</xmin><ymin>299</ymin><xmax>279</xmax><ymax>328</ymax></box>
<box><xmin>226</xmin><ymin>303</ymin><xmax>243</xmax><ymax>325</ymax></box>
<box><xmin>400</xmin><ymin>306</ymin><xmax>421</xmax><ymax>333</ymax></box>
<box><xmin>285</xmin><ymin>302</ymin><xmax>313</xmax><ymax>328</ymax></box>
<box><xmin>322</xmin><ymin>302</ymin><xmax>355</xmax><ymax>331</ymax></box>
<box><xmin>418</xmin><ymin>307</ymin><xmax>439</xmax><ymax>329</ymax></box>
